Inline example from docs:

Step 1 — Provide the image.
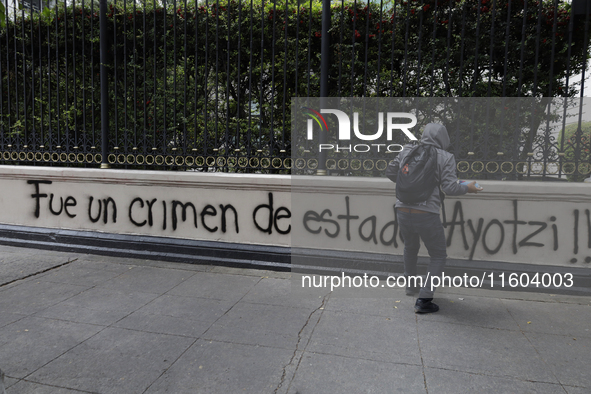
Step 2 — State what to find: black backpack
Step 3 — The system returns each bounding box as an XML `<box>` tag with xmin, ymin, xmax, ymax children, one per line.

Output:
<box><xmin>395</xmin><ymin>143</ymin><xmax>440</xmax><ymax>204</ymax></box>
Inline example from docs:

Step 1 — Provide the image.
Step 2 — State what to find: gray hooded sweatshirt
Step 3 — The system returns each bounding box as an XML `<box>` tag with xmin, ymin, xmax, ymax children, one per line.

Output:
<box><xmin>386</xmin><ymin>123</ymin><xmax>468</xmax><ymax>214</ymax></box>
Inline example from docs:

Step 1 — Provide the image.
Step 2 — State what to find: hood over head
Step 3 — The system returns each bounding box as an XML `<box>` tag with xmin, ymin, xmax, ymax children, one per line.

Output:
<box><xmin>420</xmin><ymin>123</ymin><xmax>450</xmax><ymax>150</ymax></box>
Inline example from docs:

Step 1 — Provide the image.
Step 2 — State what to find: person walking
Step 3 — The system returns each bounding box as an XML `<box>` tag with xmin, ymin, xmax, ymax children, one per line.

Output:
<box><xmin>386</xmin><ymin>123</ymin><xmax>482</xmax><ymax>313</ymax></box>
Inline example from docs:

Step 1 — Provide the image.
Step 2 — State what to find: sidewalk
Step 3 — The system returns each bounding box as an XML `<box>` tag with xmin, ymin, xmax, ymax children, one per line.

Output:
<box><xmin>0</xmin><ymin>244</ymin><xmax>590</xmax><ymax>394</ymax></box>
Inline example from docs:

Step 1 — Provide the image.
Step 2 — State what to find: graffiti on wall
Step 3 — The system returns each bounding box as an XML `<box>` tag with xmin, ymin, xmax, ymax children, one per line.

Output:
<box><xmin>27</xmin><ymin>181</ymin><xmax>291</xmax><ymax>236</ymax></box>
<box><xmin>302</xmin><ymin>196</ymin><xmax>591</xmax><ymax>264</ymax></box>
<box><xmin>26</xmin><ymin>180</ymin><xmax>591</xmax><ymax>264</ymax></box>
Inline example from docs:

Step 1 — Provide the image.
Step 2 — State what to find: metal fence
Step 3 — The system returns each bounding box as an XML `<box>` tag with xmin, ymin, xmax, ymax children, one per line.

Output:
<box><xmin>0</xmin><ymin>0</ymin><xmax>590</xmax><ymax>178</ymax></box>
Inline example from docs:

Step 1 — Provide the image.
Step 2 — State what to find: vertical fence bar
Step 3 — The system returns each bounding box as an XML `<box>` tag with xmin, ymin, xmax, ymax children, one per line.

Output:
<box><xmin>100</xmin><ymin>0</ymin><xmax>110</xmax><ymax>168</ymax></box>
<box><xmin>428</xmin><ymin>0</ymin><xmax>438</xmax><ymax>97</ymax></box>
<box><xmin>20</xmin><ymin>5</ymin><xmax>26</xmax><ymax>153</ymax></box>
<box><xmin>91</xmin><ymin>0</ymin><xmax>96</xmax><ymax>151</ymax></box>
<box><xmin>415</xmin><ymin>0</ymin><xmax>424</xmax><ymax>96</ymax></box>
<box><xmin>247</xmin><ymin>0</ymin><xmax>254</xmax><ymax>162</ymax></box>
<box><xmin>317</xmin><ymin>0</ymin><xmax>330</xmax><ymax>175</ymax></box>
<box><xmin>225</xmin><ymin>0</ymin><xmax>231</xmax><ymax>165</ymax></box>
<box><xmin>183</xmin><ymin>0</ymin><xmax>187</xmax><ymax>158</ymax></box>
<box><xmin>236</xmin><ymin>0</ymin><xmax>242</xmax><ymax>162</ymax></box>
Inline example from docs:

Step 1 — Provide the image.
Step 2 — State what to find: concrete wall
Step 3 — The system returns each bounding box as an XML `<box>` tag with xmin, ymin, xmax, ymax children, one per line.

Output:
<box><xmin>0</xmin><ymin>166</ymin><xmax>590</xmax><ymax>268</ymax></box>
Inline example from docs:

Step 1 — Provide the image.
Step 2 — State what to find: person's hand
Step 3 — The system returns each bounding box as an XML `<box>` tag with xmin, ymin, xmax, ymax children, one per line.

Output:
<box><xmin>467</xmin><ymin>181</ymin><xmax>483</xmax><ymax>193</ymax></box>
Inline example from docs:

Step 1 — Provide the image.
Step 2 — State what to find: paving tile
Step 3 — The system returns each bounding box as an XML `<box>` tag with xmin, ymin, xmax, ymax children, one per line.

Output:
<box><xmin>0</xmin><ymin>281</ymin><xmax>89</xmax><ymax>315</ymax></box>
<box><xmin>502</xmin><ymin>299</ymin><xmax>591</xmax><ymax>337</ymax></box>
<box><xmin>288</xmin><ymin>352</ymin><xmax>426</xmax><ymax>394</ymax></box>
<box><xmin>70</xmin><ymin>259</ymin><xmax>137</xmax><ymax>273</ymax></box>
<box><xmin>166</xmin><ymin>272</ymin><xmax>260</xmax><ymax>302</ymax></box>
<box><xmin>525</xmin><ymin>332</ymin><xmax>591</xmax><ymax>388</ymax></box>
<box><xmin>564</xmin><ymin>386</ymin><xmax>591</xmax><ymax>394</ymax></box>
<box><xmin>203</xmin><ymin>302</ymin><xmax>315</xmax><ymax>349</ymax></box>
<box><xmin>418</xmin><ymin>321</ymin><xmax>558</xmax><ymax>383</ymax></box>
<box><xmin>0</xmin><ymin>312</ymin><xmax>27</xmax><ymax>329</ymax></box>
<box><xmin>413</xmin><ymin>296</ymin><xmax>521</xmax><ymax>331</ymax></box>
<box><xmin>35</xmin><ymin>287</ymin><xmax>159</xmax><ymax>326</ymax></box>
<box><xmin>27</xmin><ymin>327</ymin><xmax>195</xmax><ymax>394</ymax></box>
<box><xmin>6</xmin><ymin>380</ymin><xmax>88</xmax><ymax>394</ymax></box>
<box><xmin>3</xmin><ymin>376</ymin><xmax>20</xmax><ymax>390</ymax></box>
<box><xmin>424</xmin><ymin>367</ymin><xmax>567</xmax><ymax>394</ymax></box>
<box><xmin>143</xmin><ymin>340</ymin><xmax>295</xmax><ymax>394</ymax></box>
<box><xmin>96</xmin><ymin>266</ymin><xmax>195</xmax><ymax>294</ymax></box>
<box><xmin>113</xmin><ymin>295</ymin><xmax>235</xmax><ymax>338</ymax></box>
<box><xmin>0</xmin><ymin>256</ymin><xmax>72</xmax><ymax>286</ymax></box>
<box><xmin>324</xmin><ymin>293</ymin><xmax>414</xmax><ymax>317</ymax></box>
<box><xmin>305</xmin><ymin>309</ymin><xmax>422</xmax><ymax>365</ymax></box>
<box><xmin>37</xmin><ymin>265</ymin><xmax>123</xmax><ymax>287</ymax></box>
<box><xmin>0</xmin><ymin>316</ymin><xmax>103</xmax><ymax>379</ymax></box>
<box><xmin>241</xmin><ymin>277</ymin><xmax>328</xmax><ymax>309</ymax></box>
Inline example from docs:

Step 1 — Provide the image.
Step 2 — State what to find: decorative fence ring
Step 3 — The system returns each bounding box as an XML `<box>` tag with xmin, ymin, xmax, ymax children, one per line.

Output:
<box><xmin>77</xmin><ymin>153</ymin><xmax>85</xmax><ymax>163</ymax></box>
<box><xmin>94</xmin><ymin>154</ymin><xmax>102</xmax><ymax>163</ymax></box>
<box><xmin>127</xmin><ymin>154</ymin><xmax>136</xmax><ymax>164</ymax></box>
<box><xmin>307</xmin><ymin>159</ymin><xmax>318</xmax><ymax>169</ymax></box>
<box><xmin>283</xmin><ymin>158</ymin><xmax>292</xmax><ymax>169</ymax></box>
<box><xmin>17</xmin><ymin>152</ymin><xmax>25</xmax><ymax>161</ymax></box>
<box><xmin>3</xmin><ymin>152</ymin><xmax>10</xmax><ymax>160</ymax></box>
<box><xmin>216</xmin><ymin>157</ymin><xmax>226</xmax><ymax>167</ymax></box>
<box><xmin>515</xmin><ymin>162</ymin><xmax>529</xmax><ymax>174</ymax></box>
<box><xmin>68</xmin><ymin>153</ymin><xmax>77</xmax><ymax>162</ymax></box>
<box><xmin>185</xmin><ymin>156</ymin><xmax>194</xmax><ymax>166</ymax></box>
<box><xmin>545</xmin><ymin>162</ymin><xmax>559</xmax><ymax>175</ymax></box>
<box><xmin>471</xmin><ymin>161</ymin><xmax>484</xmax><ymax>173</ymax></box>
<box><xmin>561</xmin><ymin>162</ymin><xmax>576</xmax><ymax>175</ymax></box>
<box><xmin>145</xmin><ymin>155</ymin><xmax>155</xmax><ymax>165</ymax></box>
<box><xmin>376</xmin><ymin>160</ymin><xmax>388</xmax><ymax>171</ymax></box>
<box><xmin>175</xmin><ymin>155</ymin><xmax>184</xmax><ymax>166</ymax></box>
<box><xmin>51</xmin><ymin>153</ymin><xmax>59</xmax><ymax>162</ymax></box>
<box><xmin>272</xmin><ymin>158</ymin><xmax>283</xmax><ymax>169</ymax></box>
<box><xmin>27</xmin><ymin>152</ymin><xmax>35</xmax><ymax>161</ymax></box>
<box><xmin>530</xmin><ymin>163</ymin><xmax>544</xmax><ymax>175</ymax></box>
<box><xmin>136</xmin><ymin>155</ymin><xmax>145</xmax><ymax>165</ymax></box>
<box><xmin>579</xmin><ymin>162</ymin><xmax>591</xmax><ymax>175</ymax></box>
<box><xmin>206</xmin><ymin>156</ymin><xmax>216</xmax><ymax>166</ymax></box>
<box><xmin>43</xmin><ymin>152</ymin><xmax>51</xmax><ymax>162</ymax></box>
<box><xmin>117</xmin><ymin>154</ymin><xmax>126</xmax><ymax>164</ymax></box>
<box><xmin>260</xmin><ymin>158</ymin><xmax>270</xmax><ymax>168</ymax></box>
<box><xmin>227</xmin><ymin>157</ymin><xmax>237</xmax><ymax>168</ymax></box>
<box><xmin>363</xmin><ymin>160</ymin><xmax>375</xmax><ymax>171</ymax></box>
<box><xmin>238</xmin><ymin>157</ymin><xmax>249</xmax><ymax>168</ymax></box>
<box><xmin>295</xmin><ymin>158</ymin><xmax>306</xmax><ymax>169</ymax></box>
<box><xmin>326</xmin><ymin>159</ymin><xmax>337</xmax><ymax>170</ymax></box>
<box><xmin>35</xmin><ymin>152</ymin><xmax>43</xmax><ymax>161</ymax></box>
<box><xmin>501</xmin><ymin>162</ymin><xmax>514</xmax><ymax>173</ymax></box>
<box><xmin>485</xmin><ymin>161</ymin><xmax>499</xmax><ymax>173</ymax></box>
<box><xmin>60</xmin><ymin>153</ymin><xmax>68</xmax><ymax>162</ymax></box>
<box><xmin>155</xmin><ymin>155</ymin><xmax>165</xmax><ymax>165</ymax></box>
<box><xmin>338</xmin><ymin>159</ymin><xmax>349</xmax><ymax>170</ymax></box>
<box><xmin>457</xmin><ymin>161</ymin><xmax>469</xmax><ymax>172</ymax></box>
<box><xmin>350</xmin><ymin>159</ymin><xmax>361</xmax><ymax>170</ymax></box>
<box><xmin>165</xmin><ymin>156</ymin><xmax>174</xmax><ymax>165</ymax></box>
<box><xmin>108</xmin><ymin>154</ymin><xmax>117</xmax><ymax>164</ymax></box>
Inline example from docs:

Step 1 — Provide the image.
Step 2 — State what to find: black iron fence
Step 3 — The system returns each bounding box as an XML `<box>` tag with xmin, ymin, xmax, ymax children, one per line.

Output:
<box><xmin>0</xmin><ymin>0</ymin><xmax>590</xmax><ymax>178</ymax></box>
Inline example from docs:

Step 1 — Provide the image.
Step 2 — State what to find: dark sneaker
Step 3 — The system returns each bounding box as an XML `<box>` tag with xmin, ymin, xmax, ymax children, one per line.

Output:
<box><xmin>414</xmin><ymin>299</ymin><xmax>439</xmax><ymax>314</ymax></box>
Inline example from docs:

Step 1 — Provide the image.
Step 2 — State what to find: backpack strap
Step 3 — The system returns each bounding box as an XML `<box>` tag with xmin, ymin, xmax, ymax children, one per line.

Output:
<box><xmin>439</xmin><ymin>186</ymin><xmax>447</xmax><ymax>228</ymax></box>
